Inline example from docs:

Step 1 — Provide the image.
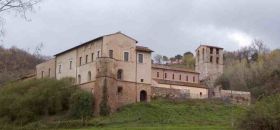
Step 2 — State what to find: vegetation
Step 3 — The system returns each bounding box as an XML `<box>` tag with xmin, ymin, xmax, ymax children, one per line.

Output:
<box><xmin>215</xmin><ymin>40</ymin><xmax>280</xmax><ymax>100</ymax></box>
<box><xmin>0</xmin><ymin>78</ymin><xmax>93</xmax><ymax>128</ymax></box>
<box><xmin>83</xmin><ymin>99</ymin><xmax>244</xmax><ymax>130</ymax></box>
<box><xmin>0</xmin><ymin>45</ymin><xmax>47</xmax><ymax>86</ymax></box>
<box><xmin>0</xmin><ymin>98</ymin><xmax>245</xmax><ymax>130</ymax></box>
<box><xmin>237</xmin><ymin>94</ymin><xmax>280</xmax><ymax>130</ymax></box>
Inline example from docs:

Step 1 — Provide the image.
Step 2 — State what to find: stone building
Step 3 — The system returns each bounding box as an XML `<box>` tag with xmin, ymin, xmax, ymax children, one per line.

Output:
<box><xmin>36</xmin><ymin>32</ymin><xmax>250</xmax><ymax>115</ymax></box>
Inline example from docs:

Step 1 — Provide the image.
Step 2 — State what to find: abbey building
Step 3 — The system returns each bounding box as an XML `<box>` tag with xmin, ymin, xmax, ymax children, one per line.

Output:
<box><xmin>36</xmin><ymin>32</ymin><xmax>250</xmax><ymax>114</ymax></box>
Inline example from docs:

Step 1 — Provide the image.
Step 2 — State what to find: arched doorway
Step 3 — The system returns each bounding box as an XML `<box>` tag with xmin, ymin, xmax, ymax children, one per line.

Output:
<box><xmin>140</xmin><ymin>90</ymin><xmax>147</xmax><ymax>102</ymax></box>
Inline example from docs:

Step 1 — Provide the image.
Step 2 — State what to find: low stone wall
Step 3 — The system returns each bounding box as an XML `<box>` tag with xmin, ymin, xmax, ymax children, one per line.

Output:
<box><xmin>220</xmin><ymin>90</ymin><xmax>251</xmax><ymax>105</ymax></box>
<box><xmin>151</xmin><ymin>86</ymin><xmax>190</xmax><ymax>100</ymax></box>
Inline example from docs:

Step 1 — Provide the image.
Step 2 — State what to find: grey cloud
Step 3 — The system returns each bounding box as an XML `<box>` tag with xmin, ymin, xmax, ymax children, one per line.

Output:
<box><xmin>2</xmin><ymin>0</ymin><xmax>280</xmax><ymax>57</ymax></box>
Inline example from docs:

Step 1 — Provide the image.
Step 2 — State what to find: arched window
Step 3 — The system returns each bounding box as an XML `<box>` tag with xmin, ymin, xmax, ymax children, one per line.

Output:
<box><xmin>78</xmin><ymin>75</ymin><xmax>81</xmax><ymax>84</ymax></box>
<box><xmin>117</xmin><ymin>69</ymin><xmax>123</xmax><ymax>80</ymax></box>
<box><xmin>88</xmin><ymin>71</ymin><xmax>91</xmax><ymax>82</ymax></box>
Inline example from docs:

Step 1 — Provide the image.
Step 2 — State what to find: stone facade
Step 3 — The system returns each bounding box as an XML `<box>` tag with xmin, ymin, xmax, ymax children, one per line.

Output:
<box><xmin>36</xmin><ymin>32</ymin><xmax>251</xmax><ymax>115</ymax></box>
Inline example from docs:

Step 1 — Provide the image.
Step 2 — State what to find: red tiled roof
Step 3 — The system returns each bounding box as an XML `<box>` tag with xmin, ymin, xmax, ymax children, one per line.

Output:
<box><xmin>136</xmin><ymin>46</ymin><xmax>153</xmax><ymax>52</ymax></box>
<box><xmin>152</xmin><ymin>64</ymin><xmax>199</xmax><ymax>74</ymax></box>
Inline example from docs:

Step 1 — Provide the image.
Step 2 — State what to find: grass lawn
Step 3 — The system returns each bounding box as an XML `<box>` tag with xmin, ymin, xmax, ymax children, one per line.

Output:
<box><xmin>72</xmin><ymin>99</ymin><xmax>245</xmax><ymax>130</ymax></box>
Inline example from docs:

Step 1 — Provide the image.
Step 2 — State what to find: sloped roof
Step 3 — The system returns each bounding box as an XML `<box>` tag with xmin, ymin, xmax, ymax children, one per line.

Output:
<box><xmin>54</xmin><ymin>32</ymin><xmax>138</xmax><ymax>56</ymax></box>
<box><xmin>196</xmin><ymin>44</ymin><xmax>224</xmax><ymax>51</ymax></box>
<box><xmin>136</xmin><ymin>46</ymin><xmax>153</xmax><ymax>52</ymax></box>
<box><xmin>152</xmin><ymin>64</ymin><xmax>199</xmax><ymax>74</ymax></box>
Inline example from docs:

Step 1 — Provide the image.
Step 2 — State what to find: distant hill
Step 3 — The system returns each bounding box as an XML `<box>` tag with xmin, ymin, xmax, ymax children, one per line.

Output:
<box><xmin>0</xmin><ymin>46</ymin><xmax>48</xmax><ymax>86</ymax></box>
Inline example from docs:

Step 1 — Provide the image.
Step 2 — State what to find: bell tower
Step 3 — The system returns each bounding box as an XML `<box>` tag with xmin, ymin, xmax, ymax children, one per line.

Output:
<box><xmin>195</xmin><ymin>45</ymin><xmax>224</xmax><ymax>97</ymax></box>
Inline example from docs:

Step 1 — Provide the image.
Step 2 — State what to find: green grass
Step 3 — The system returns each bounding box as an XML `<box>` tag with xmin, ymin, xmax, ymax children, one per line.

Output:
<box><xmin>76</xmin><ymin>99</ymin><xmax>245</xmax><ymax>130</ymax></box>
<box><xmin>1</xmin><ymin>99</ymin><xmax>245</xmax><ymax>130</ymax></box>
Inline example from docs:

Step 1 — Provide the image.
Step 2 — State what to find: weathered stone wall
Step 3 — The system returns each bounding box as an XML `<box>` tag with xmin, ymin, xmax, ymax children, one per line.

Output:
<box><xmin>220</xmin><ymin>90</ymin><xmax>251</xmax><ymax>105</ymax></box>
<box><xmin>195</xmin><ymin>45</ymin><xmax>223</xmax><ymax>82</ymax></box>
<box><xmin>151</xmin><ymin>86</ymin><xmax>190</xmax><ymax>100</ymax></box>
<box><xmin>36</xmin><ymin>58</ymin><xmax>56</xmax><ymax>79</ymax></box>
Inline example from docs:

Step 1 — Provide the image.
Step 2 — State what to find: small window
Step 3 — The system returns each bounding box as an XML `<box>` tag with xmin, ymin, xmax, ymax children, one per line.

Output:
<box><xmin>117</xmin><ymin>86</ymin><xmax>123</xmax><ymax>95</ymax></box>
<box><xmin>97</xmin><ymin>50</ymin><xmax>100</xmax><ymax>58</ymax></box>
<box><xmin>59</xmin><ymin>65</ymin><xmax>62</xmax><ymax>73</ymax></box>
<box><xmin>216</xmin><ymin>57</ymin><xmax>219</xmax><ymax>64</ymax></box>
<box><xmin>86</xmin><ymin>55</ymin><xmax>88</xmax><ymax>63</ymax></box>
<box><xmin>212</xmin><ymin>92</ymin><xmax>215</xmax><ymax>96</ymax></box>
<box><xmin>157</xmin><ymin>72</ymin><xmax>160</xmax><ymax>78</ymax></box>
<box><xmin>186</xmin><ymin>76</ymin><xmax>188</xmax><ymax>81</ymax></box>
<box><xmin>41</xmin><ymin>71</ymin><xmax>44</xmax><ymax>78</ymax></box>
<box><xmin>69</xmin><ymin>61</ymin><xmax>72</xmax><ymax>70</ymax></box>
<box><xmin>141</xmin><ymin>79</ymin><xmax>144</xmax><ymax>82</ymax></box>
<box><xmin>210</xmin><ymin>48</ymin><xmax>213</xmax><ymax>54</ymax></box>
<box><xmin>179</xmin><ymin>75</ymin><xmax>182</xmax><ymax>80</ymax></box>
<box><xmin>88</xmin><ymin>71</ymin><xmax>91</xmax><ymax>82</ymax></box>
<box><xmin>91</xmin><ymin>53</ymin><xmax>94</xmax><ymax>62</ymax></box>
<box><xmin>172</xmin><ymin>74</ymin><xmax>175</xmax><ymax>80</ymax></box>
<box><xmin>78</xmin><ymin>75</ymin><xmax>81</xmax><ymax>84</ymax></box>
<box><xmin>138</xmin><ymin>54</ymin><xmax>143</xmax><ymax>63</ymax></box>
<box><xmin>48</xmin><ymin>68</ymin><xmax>51</xmax><ymax>77</ymax></box>
<box><xmin>193</xmin><ymin>76</ymin><xmax>195</xmax><ymax>82</ymax></box>
<box><xmin>165</xmin><ymin>73</ymin><xmax>167</xmax><ymax>78</ymax></box>
<box><xmin>210</xmin><ymin>56</ymin><xmax>213</xmax><ymax>63</ymax></box>
<box><xmin>200</xmin><ymin>92</ymin><xmax>202</xmax><ymax>97</ymax></box>
<box><xmin>216</xmin><ymin>49</ymin><xmax>219</xmax><ymax>55</ymax></box>
<box><xmin>79</xmin><ymin>57</ymin><xmax>82</xmax><ymax>66</ymax></box>
<box><xmin>117</xmin><ymin>69</ymin><xmax>123</xmax><ymax>80</ymax></box>
<box><xmin>124</xmin><ymin>52</ymin><xmax>129</xmax><ymax>61</ymax></box>
<box><xmin>202</xmin><ymin>48</ymin><xmax>205</xmax><ymax>60</ymax></box>
<box><xmin>109</xmin><ymin>50</ymin><xmax>113</xmax><ymax>58</ymax></box>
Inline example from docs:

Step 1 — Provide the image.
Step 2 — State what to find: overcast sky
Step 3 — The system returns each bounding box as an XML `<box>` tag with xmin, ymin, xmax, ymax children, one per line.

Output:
<box><xmin>2</xmin><ymin>0</ymin><xmax>280</xmax><ymax>56</ymax></box>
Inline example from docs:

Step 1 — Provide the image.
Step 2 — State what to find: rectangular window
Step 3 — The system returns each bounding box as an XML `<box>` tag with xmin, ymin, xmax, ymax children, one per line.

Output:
<box><xmin>79</xmin><ymin>57</ymin><xmax>82</xmax><ymax>66</ymax></box>
<box><xmin>216</xmin><ymin>57</ymin><xmax>219</xmax><ymax>64</ymax></box>
<box><xmin>69</xmin><ymin>61</ymin><xmax>72</xmax><ymax>70</ymax></box>
<box><xmin>165</xmin><ymin>73</ymin><xmax>167</xmax><ymax>78</ymax></box>
<box><xmin>210</xmin><ymin>56</ymin><xmax>213</xmax><ymax>63</ymax></box>
<box><xmin>124</xmin><ymin>52</ymin><xmax>129</xmax><ymax>61</ymax></box>
<box><xmin>41</xmin><ymin>71</ymin><xmax>44</xmax><ymax>78</ymax></box>
<box><xmin>172</xmin><ymin>74</ymin><xmax>175</xmax><ymax>80</ymax></box>
<box><xmin>186</xmin><ymin>76</ymin><xmax>188</xmax><ymax>81</ymax></box>
<box><xmin>109</xmin><ymin>50</ymin><xmax>113</xmax><ymax>58</ymax></box>
<box><xmin>157</xmin><ymin>72</ymin><xmax>160</xmax><ymax>78</ymax></box>
<box><xmin>97</xmin><ymin>50</ymin><xmax>100</xmax><ymax>58</ymax></box>
<box><xmin>179</xmin><ymin>75</ymin><xmax>182</xmax><ymax>80</ymax></box>
<box><xmin>141</xmin><ymin>79</ymin><xmax>144</xmax><ymax>82</ymax></box>
<box><xmin>48</xmin><ymin>68</ymin><xmax>51</xmax><ymax>77</ymax></box>
<box><xmin>86</xmin><ymin>55</ymin><xmax>88</xmax><ymax>63</ymax></box>
<box><xmin>138</xmin><ymin>54</ymin><xmax>143</xmax><ymax>63</ymax></box>
<box><xmin>59</xmin><ymin>65</ymin><xmax>62</xmax><ymax>73</ymax></box>
<box><xmin>91</xmin><ymin>53</ymin><xmax>94</xmax><ymax>61</ymax></box>
<box><xmin>210</xmin><ymin>47</ymin><xmax>213</xmax><ymax>54</ymax></box>
<box><xmin>193</xmin><ymin>76</ymin><xmax>195</xmax><ymax>82</ymax></box>
<box><xmin>216</xmin><ymin>49</ymin><xmax>219</xmax><ymax>55</ymax></box>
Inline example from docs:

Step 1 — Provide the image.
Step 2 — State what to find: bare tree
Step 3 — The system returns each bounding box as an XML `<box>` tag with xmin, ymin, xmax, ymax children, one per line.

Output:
<box><xmin>153</xmin><ymin>54</ymin><xmax>163</xmax><ymax>64</ymax></box>
<box><xmin>0</xmin><ymin>0</ymin><xmax>42</xmax><ymax>35</ymax></box>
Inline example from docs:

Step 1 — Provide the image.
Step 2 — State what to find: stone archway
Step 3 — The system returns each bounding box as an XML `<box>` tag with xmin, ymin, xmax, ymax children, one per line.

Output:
<box><xmin>140</xmin><ymin>90</ymin><xmax>147</xmax><ymax>102</ymax></box>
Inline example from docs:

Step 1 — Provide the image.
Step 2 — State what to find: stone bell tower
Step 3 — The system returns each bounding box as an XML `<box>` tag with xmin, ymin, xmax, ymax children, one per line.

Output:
<box><xmin>195</xmin><ymin>45</ymin><xmax>224</xmax><ymax>97</ymax></box>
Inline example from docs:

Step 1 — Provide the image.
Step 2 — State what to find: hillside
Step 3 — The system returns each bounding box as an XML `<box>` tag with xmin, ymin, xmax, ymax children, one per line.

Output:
<box><xmin>0</xmin><ymin>46</ymin><xmax>47</xmax><ymax>86</ymax></box>
<box><xmin>80</xmin><ymin>99</ymin><xmax>244</xmax><ymax>130</ymax></box>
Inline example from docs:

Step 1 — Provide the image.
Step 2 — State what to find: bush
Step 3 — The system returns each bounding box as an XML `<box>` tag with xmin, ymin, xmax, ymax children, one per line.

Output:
<box><xmin>237</xmin><ymin>94</ymin><xmax>280</xmax><ymax>130</ymax></box>
<box><xmin>69</xmin><ymin>90</ymin><xmax>93</xmax><ymax>119</ymax></box>
<box><xmin>0</xmin><ymin>78</ymin><xmax>84</xmax><ymax>125</ymax></box>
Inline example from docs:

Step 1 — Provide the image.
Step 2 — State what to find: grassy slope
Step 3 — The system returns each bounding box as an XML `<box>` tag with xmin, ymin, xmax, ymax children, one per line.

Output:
<box><xmin>79</xmin><ymin>99</ymin><xmax>245</xmax><ymax>130</ymax></box>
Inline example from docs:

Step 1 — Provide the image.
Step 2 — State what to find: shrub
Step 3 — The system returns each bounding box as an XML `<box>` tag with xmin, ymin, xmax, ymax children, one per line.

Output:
<box><xmin>0</xmin><ymin>78</ymin><xmax>77</xmax><ymax>124</ymax></box>
<box><xmin>69</xmin><ymin>90</ymin><xmax>93</xmax><ymax>119</ymax></box>
<box><xmin>237</xmin><ymin>94</ymin><xmax>280</xmax><ymax>130</ymax></box>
